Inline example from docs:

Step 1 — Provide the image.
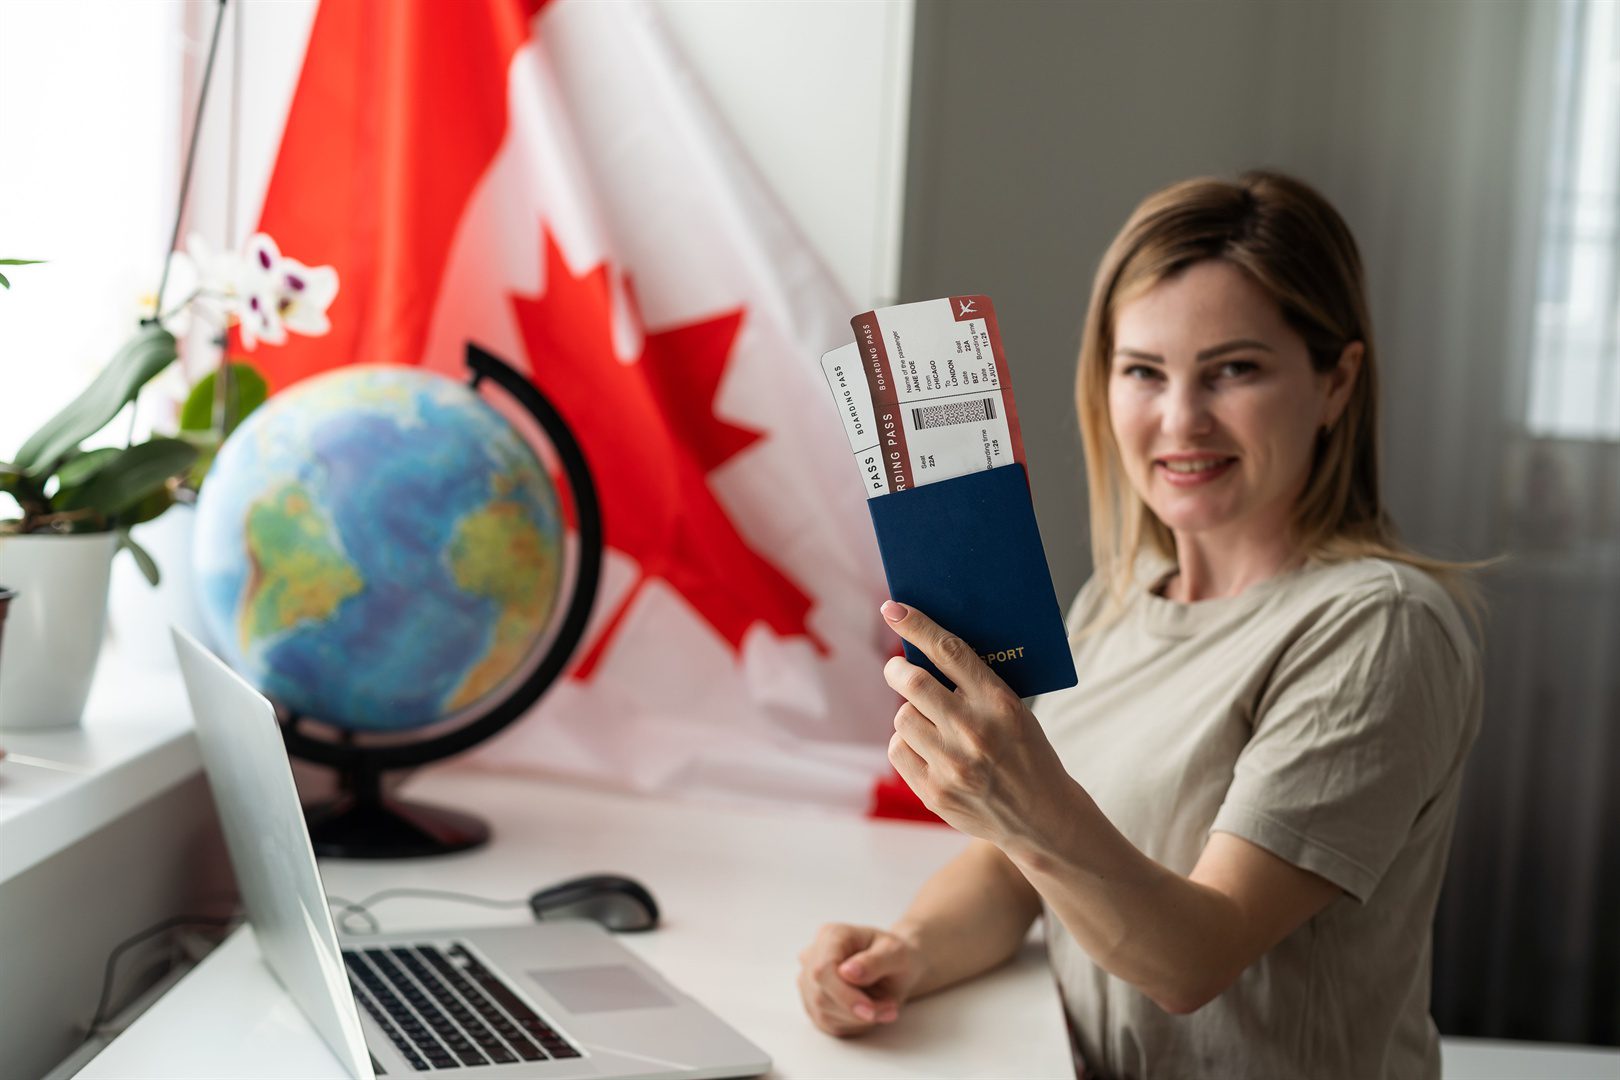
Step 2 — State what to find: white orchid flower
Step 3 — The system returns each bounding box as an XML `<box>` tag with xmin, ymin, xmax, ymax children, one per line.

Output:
<box><xmin>275</xmin><ymin>258</ymin><xmax>338</xmax><ymax>337</ymax></box>
<box><xmin>235</xmin><ymin>232</ymin><xmax>338</xmax><ymax>350</ymax></box>
<box><xmin>186</xmin><ymin>233</ymin><xmax>245</xmax><ymax>304</ymax></box>
<box><xmin>139</xmin><ymin>232</ymin><xmax>337</xmax><ymax>351</ymax></box>
<box><xmin>168</xmin><ymin>232</ymin><xmax>249</xmax><ymax>334</ymax></box>
<box><xmin>238</xmin><ymin>233</ymin><xmax>288</xmax><ymax>349</ymax></box>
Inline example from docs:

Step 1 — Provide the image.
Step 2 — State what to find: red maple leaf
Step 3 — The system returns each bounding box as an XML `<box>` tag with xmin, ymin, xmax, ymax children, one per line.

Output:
<box><xmin>513</xmin><ymin>230</ymin><xmax>823</xmax><ymax>679</ymax></box>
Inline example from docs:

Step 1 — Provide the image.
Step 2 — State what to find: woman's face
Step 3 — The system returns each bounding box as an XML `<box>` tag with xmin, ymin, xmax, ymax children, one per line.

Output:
<box><xmin>1107</xmin><ymin>259</ymin><xmax>1358</xmax><ymax>543</ymax></box>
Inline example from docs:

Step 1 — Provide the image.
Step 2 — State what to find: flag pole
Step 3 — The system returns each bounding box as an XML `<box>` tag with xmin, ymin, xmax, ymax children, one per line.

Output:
<box><xmin>148</xmin><ymin>0</ymin><xmax>229</xmax><ymax>327</ymax></box>
<box><xmin>214</xmin><ymin>0</ymin><xmax>244</xmax><ymax>437</ymax></box>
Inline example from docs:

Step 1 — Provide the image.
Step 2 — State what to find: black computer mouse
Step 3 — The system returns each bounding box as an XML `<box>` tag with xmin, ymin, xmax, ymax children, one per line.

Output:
<box><xmin>529</xmin><ymin>873</ymin><xmax>660</xmax><ymax>932</ymax></box>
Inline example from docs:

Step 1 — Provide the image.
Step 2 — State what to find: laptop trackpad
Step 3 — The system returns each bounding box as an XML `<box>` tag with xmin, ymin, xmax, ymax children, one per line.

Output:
<box><xmin>528</xmin><ymin>965</ymin><xmax>676</xmax><ymax>1013</ymax></box>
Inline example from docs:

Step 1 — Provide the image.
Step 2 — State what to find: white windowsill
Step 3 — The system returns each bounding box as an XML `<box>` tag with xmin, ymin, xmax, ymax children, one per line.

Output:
<box><xmin>0</xmin><ymin>643</ymin><xmax>199</xmax><ymax>883</ymax></box>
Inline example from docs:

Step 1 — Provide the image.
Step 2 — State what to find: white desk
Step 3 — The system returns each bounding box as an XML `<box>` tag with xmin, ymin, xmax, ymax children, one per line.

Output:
<box><xmin>77</xmin><ymin>766</ymin><xmax>1074</xmax><ymax>1078</ymax></box>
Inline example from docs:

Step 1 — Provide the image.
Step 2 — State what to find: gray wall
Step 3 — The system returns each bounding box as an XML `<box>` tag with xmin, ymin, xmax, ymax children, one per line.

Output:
<box><xmin>901</xmin><ymin>0</ymin><xmax>1533</xmax><ymax>600</ymax></box>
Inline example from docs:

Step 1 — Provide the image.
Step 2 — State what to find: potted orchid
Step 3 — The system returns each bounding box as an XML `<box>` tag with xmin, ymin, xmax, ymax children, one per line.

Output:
<box><xmin>105</xmin><ymin>233</ymin><xmax>337</xmax><ymax>668</ymax></box>
<box><xmin>169</xmin><ymin>232</ymin><xmax>336</xmax><ymax>487</ymax></box>
<box><xmin>0</xmin><ymin>232</ymin><xmax>337</xmax><ymax>729</ymax></box>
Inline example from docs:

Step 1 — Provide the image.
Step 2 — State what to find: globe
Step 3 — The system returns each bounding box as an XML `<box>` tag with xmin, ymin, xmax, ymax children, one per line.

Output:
<box><xmin>194</xmin><ymin>364</ymin><xmax>565</xmax><ymax>735</ymax></box>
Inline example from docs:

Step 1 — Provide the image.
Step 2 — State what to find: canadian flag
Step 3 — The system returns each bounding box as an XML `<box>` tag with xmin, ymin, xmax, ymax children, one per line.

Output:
<box><xmin>249</xmin><ymin>0</ymin><xmax>928</xmax><ymax>817</ymax></box>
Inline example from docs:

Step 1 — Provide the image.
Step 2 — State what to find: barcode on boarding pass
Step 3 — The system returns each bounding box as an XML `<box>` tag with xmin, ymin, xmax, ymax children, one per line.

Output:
<box><xmin>911</xmin><ymin>397</ymin><xmax>997</xmax><ymax>430</ymax></box>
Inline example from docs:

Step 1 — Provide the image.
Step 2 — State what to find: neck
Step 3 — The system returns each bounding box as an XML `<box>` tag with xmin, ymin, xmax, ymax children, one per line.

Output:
<box><xmin>1165</xmin><ymin>515</ymin><xmax>1303</xmax><ymax>603</ymax></box>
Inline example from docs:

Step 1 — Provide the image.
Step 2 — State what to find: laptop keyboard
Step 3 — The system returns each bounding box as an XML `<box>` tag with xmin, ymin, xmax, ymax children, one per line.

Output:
<box><xmin>343</xmin><ymin>942</ymin><xmax>582</xmax><ymax>1071</ymax></box>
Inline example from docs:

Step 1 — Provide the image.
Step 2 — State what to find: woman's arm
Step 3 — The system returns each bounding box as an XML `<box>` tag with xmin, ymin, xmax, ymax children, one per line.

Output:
<box><xmin>1003</xmin><ymin>788</ymin><xmax>1339</xmax><ymax>1013</ymax></box>
<box><xmin>879</xmin><ymin>601</ymin><xmax>1340</xmax><ymax>1014</ymax></box>
<box><xmin>892</xmin><ymin>837</ymin><xmax>1045</xmax><ymax>997</ymax></box>
<box><xmin>797</xmin><ymin>837</ymin><xmax>1042</xmax><ymax>1036</ymax></box>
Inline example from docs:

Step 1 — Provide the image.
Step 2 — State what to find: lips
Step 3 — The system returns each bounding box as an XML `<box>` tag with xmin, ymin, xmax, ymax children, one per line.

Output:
<box><xmin>1153</xmin><ymin>454</ymin><xmax>1237</xmax><ymax>487</ymax></box>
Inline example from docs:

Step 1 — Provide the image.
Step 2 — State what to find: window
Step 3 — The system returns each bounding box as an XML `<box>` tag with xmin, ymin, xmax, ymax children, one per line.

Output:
<box><xmin>1527</xmin><ymin>0</ymin><xmax>1620</xmax><ymax>440</ymax></box>
<box><xmin>0</xmin><ymin>2</ymin><xmax>181</xmax><ymax>504</ymax></box>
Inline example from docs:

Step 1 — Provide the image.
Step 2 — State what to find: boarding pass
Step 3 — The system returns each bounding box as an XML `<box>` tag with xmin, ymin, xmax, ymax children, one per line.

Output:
<box><xmin>820</xmin><ymin>295</ymin><xmax>1026</xmax><ymax>497</ymax></box>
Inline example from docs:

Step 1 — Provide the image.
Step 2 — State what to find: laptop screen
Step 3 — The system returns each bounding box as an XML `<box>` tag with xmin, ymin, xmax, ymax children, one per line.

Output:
<box><xmin>172</xmin><ymin>627</ymin><xmax>376</xmax><ymax>1080</ymax></box>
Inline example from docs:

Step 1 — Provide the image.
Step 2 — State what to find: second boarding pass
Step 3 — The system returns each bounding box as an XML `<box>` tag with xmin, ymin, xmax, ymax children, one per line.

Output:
<box><xmin>820</xmin><ymin>295</ymin><xmax>1026</xmax><ymax>498</ymax></box>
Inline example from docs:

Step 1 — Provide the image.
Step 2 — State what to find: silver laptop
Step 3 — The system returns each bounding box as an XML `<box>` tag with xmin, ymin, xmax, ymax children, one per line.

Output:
<box><xmin>172</xmin><ymin>627</ymin><xmax>770</xmax><ymax>1080</ymax></box>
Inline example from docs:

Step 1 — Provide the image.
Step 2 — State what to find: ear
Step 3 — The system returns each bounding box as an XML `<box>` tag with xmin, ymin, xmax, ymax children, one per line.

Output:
<box><xmin>1322</xmin><ymin>341</ymin><xmax>1364</xmax><ymax>429</ymax></box>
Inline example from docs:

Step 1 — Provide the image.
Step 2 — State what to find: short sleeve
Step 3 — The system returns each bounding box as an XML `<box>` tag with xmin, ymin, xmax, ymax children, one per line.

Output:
<box><xmin>1209</xmin><ymin>591</ymin><xmax>1475</xmax><ymax>902</ymax></box>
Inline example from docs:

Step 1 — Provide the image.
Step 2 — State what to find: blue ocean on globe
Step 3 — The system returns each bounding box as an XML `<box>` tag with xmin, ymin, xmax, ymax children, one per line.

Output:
<box><xmin>194</xmin><ymin>365</ymin><xmax>563</xmax><ymax>732</ymax></box>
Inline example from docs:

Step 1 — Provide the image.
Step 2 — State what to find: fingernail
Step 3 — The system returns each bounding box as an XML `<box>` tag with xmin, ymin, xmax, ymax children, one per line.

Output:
<box><xmin>853</xmin><ymin>1003</ymin><xmax>875</xmax><ymax>1022</ymax></box>
<box><xmin>878</xmin><ymin>1006</ymin><xmax>899</xmax><ymax>1023</ymax></box>
<box><xmin>840</xmin><ymin>961</ymin><xmax>863</xmax><ymax>979</ymax></box>
<box><xmin>882</xmin><ymin>601</ymin><xmax>908</xmax><ymax>623</ymax></box>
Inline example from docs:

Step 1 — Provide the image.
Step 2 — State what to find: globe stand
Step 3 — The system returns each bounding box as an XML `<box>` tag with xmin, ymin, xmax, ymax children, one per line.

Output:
<box><xmin>277</xmin><ymin>344</ymin><xmax>603</xmax><ymax>859</ymax></box>
<box><xmin>303</xmin><ymin>758</ymin><xmax>489</xmax><ymax>859</ymax></box>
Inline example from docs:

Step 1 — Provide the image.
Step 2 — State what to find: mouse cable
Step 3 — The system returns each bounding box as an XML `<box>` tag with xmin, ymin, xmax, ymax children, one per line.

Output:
<box><xmin>87</xmin><ymin>913</ymin><xmax>243</xmax><ymax>1035</ymax></box>
<box><xmin>87</xmin><ymin>891</ymin><xmax>538</xmax><ymax>1033</ymax></box>
<box><xmin>327</xmin><ymin>887</ymin><xmax>531</xmax><ymax>936</ymax></box>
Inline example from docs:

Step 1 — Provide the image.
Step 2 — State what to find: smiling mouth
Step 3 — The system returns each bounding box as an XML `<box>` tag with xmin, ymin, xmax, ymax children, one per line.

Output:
<box><xmin>1155</xmin><ymin>456</ymin><xmax>1237</xmax><ymax>474</ymax></box>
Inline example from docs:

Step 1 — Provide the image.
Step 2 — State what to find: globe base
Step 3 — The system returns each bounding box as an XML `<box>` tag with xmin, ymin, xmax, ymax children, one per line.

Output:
<box><xmin>304</xmin><ymin>793</ymin><xmax>490</xmax><ymax>859</ymax></box>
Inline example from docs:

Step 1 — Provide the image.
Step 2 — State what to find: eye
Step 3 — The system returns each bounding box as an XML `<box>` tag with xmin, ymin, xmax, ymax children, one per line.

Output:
<box><xmin>1216</xmin><ymin>359</ymin><xmax>1259</xmax><ymax>379</ymax></box>
<box><xmin>1119</xmin><ymin>363</ymin><xmax>1163</xmax><ymax>381</ymax></box>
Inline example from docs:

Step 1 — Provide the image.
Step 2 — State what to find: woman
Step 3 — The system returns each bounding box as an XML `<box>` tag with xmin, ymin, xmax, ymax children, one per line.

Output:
<box><xmin>795</xmin><ymin>171</ymin><xmax>1482</xmax><ymax>1080</ymax></box>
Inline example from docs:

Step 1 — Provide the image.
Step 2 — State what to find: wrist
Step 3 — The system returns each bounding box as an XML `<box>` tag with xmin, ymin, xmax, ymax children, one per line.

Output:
<box><xmin>889</xmin><ymin>917</ymin><xmax>925</xmax><ymax>952</ymax></box>
<box><xmin>999</xmin><ymin>775</ymin><xmax>1090</xmax><ymax>875</ymax></box>
<box><xmin>1001</xmin><ymin>836</ymin><xmax>1060</xmax><ymax>878</ymax></box>
<box><xmin>887</xmin><ymin>917</ymin><xmax>932</xmax><ymax>991</ymax></box>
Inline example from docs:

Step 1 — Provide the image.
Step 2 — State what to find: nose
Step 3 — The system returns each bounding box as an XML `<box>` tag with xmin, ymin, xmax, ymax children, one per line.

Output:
<box><xmin>1160</xmin><ymin>378</ymin><xmax>1214</xmax><ymax>441</ymax></box>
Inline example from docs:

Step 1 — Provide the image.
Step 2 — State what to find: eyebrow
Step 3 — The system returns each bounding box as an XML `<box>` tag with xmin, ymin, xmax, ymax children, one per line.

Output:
<box><xmin>1113</xmin><ymin>339</ymin><xmax>1277</xmax><ymax>363</ymax></box>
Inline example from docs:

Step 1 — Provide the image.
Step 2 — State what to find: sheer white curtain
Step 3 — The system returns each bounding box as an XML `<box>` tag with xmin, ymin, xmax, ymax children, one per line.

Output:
<box><xmin>1528</xmin><ymin>0</ymin><xmax>1620</xmax><ymax>441</ymax></box>
<box><xmin>1261</xmin><ymin>0</ymin><xmax>1618</xmax><ymax>1045</ymax></box>
<box><xmin>0</xmin><ymin>2</ymin><xmax>183</xmax><ymax>477</ymax></box>
<box><xmin>1431</xmin><ymin>0</ymin><xmax>1620</xmax><ymax>1046</ymax></box>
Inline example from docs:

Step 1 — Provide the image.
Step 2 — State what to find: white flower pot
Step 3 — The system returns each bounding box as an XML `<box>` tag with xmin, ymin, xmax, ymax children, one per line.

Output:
<box><xmin>109</xmin><ymin>503</ymin><xmax>216</xmax><ymax>667</ymax></box>
<box><xmin>0</xmin><ymin>531</ymin><xmax>118</xmax><ymax>730</ymax></box>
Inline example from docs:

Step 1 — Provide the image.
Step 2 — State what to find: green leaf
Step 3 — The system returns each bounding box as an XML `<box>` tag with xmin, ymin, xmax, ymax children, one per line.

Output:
<box><xmin>175</xmin><ymin>429</ymin><xmax>222</xmax><ymax>491</ymax></box>
<box><xmin>121</xmin><ymin>487</ymin><xmax>175</xmax><ymax>528</ymax></box>
<box><xmin>180</xmin><ymin>362</ymin><xmax>269</xmax><ymax>433</ymax></box>
<box><xmin>116</xmin><ymin>527</ymin><xmax>161</xmax><ymax>586</ymax></box>
<box><xmin>175</xmin><ymin>429</ymin><xmax>222</xmax><ymax>451</ymax></box>
<box><xmin>13</xmin><ymin>325</ymin><xmax>178</xmax><ymax>476</ymax></box>
<box><xmin>0</xmin><ymin>461</ymin><xmax>45</xmax><ymax>509</ymax></box>
<box><xmin>0</xmin><ymin>260</ymin><xmax>43</xmax><ymax>290</ymax></box>
<box><xmin>53</xmin><ymin>447</ymin><xmax>121</xmax><ymax>490</ymax></box>
<box><xmin>55</xmin><ymin>438</ymin><xmax>196</xmax><ymax>517</ymax></box>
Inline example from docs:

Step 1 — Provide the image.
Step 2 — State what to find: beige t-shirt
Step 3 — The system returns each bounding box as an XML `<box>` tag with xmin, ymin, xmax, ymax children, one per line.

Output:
<box><xmin>1031</xmin><ymin>556</ymin><xmax>1481</xmax><ymax>1080</ymax></box>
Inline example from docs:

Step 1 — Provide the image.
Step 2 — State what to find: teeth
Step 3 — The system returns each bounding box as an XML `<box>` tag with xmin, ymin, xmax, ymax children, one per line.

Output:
<box><xmin>1162</xmin><ymin>459</ymin><xmax>1229</xmax><ymax>474</ymax></box>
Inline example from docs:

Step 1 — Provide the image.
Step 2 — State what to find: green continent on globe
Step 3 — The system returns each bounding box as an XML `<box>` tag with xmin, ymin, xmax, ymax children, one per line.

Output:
<box><xmin>443</xmin><ymin>490</ymin><xmax>559</xmax><ymax>712</ymax></box>
<box><xmin>241</xmin><ymin>484</ymin><xmax>364</xmax><ymax>651</ymax></box>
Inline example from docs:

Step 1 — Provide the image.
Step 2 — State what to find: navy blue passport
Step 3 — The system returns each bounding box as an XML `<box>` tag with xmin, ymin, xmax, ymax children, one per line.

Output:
<box><xmin>867</xmin><ymin>463</ymin><xmax>1077</xmax><ymax>697</ymax></box>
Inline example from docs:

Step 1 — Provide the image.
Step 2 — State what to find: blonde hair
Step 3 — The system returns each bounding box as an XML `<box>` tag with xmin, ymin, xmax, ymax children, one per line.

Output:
<box><xmin>1076</xmin><ymin>170</ymin><xmax>1482</xmax><ymax>624</ymax></box>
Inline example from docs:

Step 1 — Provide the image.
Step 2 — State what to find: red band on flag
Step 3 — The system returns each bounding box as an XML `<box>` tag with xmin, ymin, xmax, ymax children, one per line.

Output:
<box><xmin>253</xmin><ymin>0</ymin><xmax>547</xmax><ymax>390</ymax></box>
